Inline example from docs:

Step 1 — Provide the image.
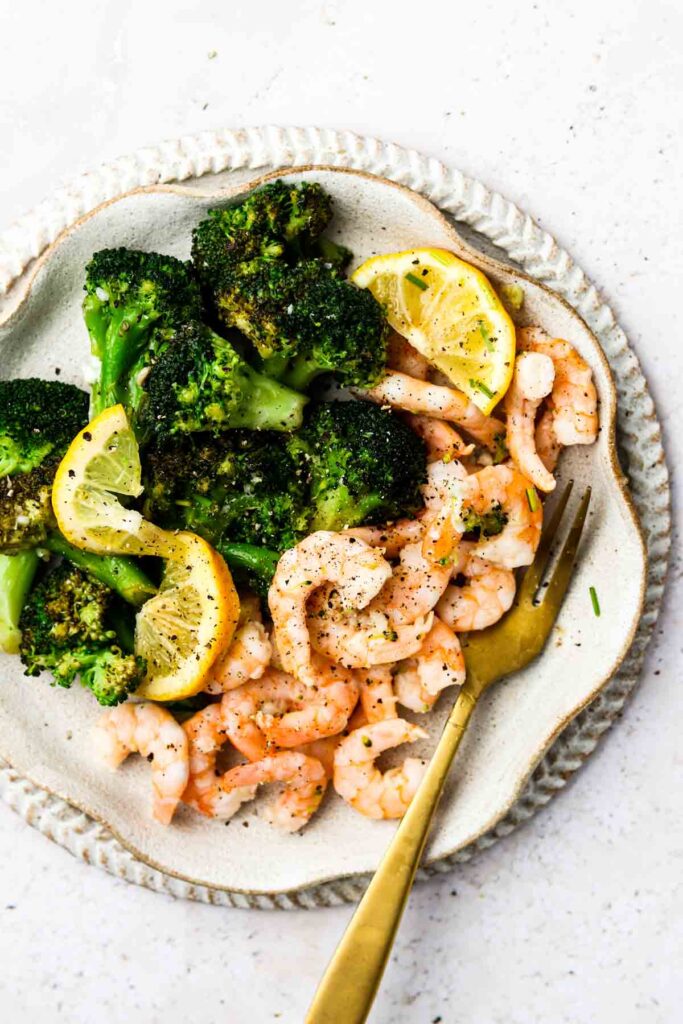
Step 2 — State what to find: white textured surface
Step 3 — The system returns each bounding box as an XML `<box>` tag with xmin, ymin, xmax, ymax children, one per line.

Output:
<box><xmin>0</xmin><ymin>1</ymin><xmax>681</xmax><ymax>1022</ymax></box>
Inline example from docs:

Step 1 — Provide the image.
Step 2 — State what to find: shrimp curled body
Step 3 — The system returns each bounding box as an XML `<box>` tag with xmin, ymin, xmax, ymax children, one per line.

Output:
<box><xmin>333</xmin><ymin>718</ymin><xmax>428</xmax><ymax>819</ymax></box>
<box><xmin>182</xmin><ymin>704</ymin><xmax>256</xmax><ymax>818</ymax></box>
<box><xmin>437</xmin><ymin>546</ymin><xmax>516</xmax><ymax>632</ymax></box>
<box><xmin>220</xmin><ymin>752</ymin><xmax>328</xmax><ymax>832</ymax></box>
<box><xmin>94</xmin><ymin>703</ymin><xmax>189</xmax><ymax>825</ymax></box>
<box><xmin>269</xmin><ymin>532</ymin><xmax>392</xmax><ymax>685</ymax></box>
<box><xmin>394</xmin><ymin>616</ymin><xmax>466</xmax><ymax>712</ymax></box>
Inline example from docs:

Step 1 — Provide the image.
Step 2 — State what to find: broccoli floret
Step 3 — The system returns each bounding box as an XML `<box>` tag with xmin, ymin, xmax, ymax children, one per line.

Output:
<box><xmin>191</xmin><ymin>182</ymin><xmax>384</xmax><ymax>391</ymax></box>
<box><xmin>0</xmin><ymin>379</ymin><xmax>90</xmax><ymax>550</ymax></box>
<box><xmin>83</xmin><ymin>248</ymin><xmax>202</xmax><ymax>417</ymax></box>
<box><xmin>461</xmin><ymin>503</ymin><xmax>508</xmax><ymax>539</ymax></box>
<box><xmin>139</xmin><ymin>322</ymin><xmax>307</xmax><ymax>438</ymax></box>
<box><xmin>0</xmin><ymin>378</ymin><xmax>89</xmax><ymax>478</ymax></box>
<box><xmin>143</xmin><ymin>431</ymin><xmax>309</xmax><ymax>553</ymax></box>
<box><xmin>296</xmin><ymin>401</ymin><xmax>427</xmax><ymax>531</ymax></box>
<box><xmin>191</xmin><ymin>181</ymin><xmax>334</xmax><ymax>273</ymax></box>
<box><xmin>19</xmin><ymin>563</ymin><xmax>144</xmax><ymax>706</ymax></box>
<box><xmin>212</xmin><ymin>260</ymin><xmax>388</xmax><ymax>390</ymax></box>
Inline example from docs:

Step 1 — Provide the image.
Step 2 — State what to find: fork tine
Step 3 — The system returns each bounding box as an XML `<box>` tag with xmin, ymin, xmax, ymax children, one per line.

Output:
<box><xmin>518</xmin><ymin>481</ymin><xmax>574</xmax><ymax>602</ymax></box>
<box><xmin>542</xmin><ymin>487</ymin><xmax>592</xmax><ymax>618</ymax></box>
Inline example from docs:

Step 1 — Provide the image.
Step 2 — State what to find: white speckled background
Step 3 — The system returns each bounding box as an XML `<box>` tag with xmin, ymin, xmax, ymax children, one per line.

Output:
<box><xmin>0</xmin><ymin>1</ymin><xmax>681</xmax><ymax>1022</ymax></box>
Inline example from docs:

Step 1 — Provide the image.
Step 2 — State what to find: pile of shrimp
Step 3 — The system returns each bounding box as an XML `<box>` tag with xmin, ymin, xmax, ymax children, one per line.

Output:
<box><xmin>94</xmin><ymin>326</ymin><xmax>597</xmax><ymax>832</ymax></box>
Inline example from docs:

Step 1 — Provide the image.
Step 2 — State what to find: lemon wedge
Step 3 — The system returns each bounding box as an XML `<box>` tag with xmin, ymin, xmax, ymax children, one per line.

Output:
<box><xmin>52</xmin><ymin>405</ymin><xmax>167</xmax><ymax>557</ymax></box>
<box><xmin>53</xmin><ymin>405</ymin><xmax>239</xmax><ymax>699</ymax></box>
<box><xmin>352</xmin><ymin>248</ymin><xmax>516</xmax><ymax>414</ymax></box>
<box><xmin>135</xmin><ymin>531</ymin><xmax>239</xmax><ymax>701</ymax></box>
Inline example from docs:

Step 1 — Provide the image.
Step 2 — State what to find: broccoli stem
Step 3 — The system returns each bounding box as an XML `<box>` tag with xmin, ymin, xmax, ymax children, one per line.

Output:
<box><xmin>219</xmin><ymin>542</ymin><xmax>280</xmax><ymax>590</ymax></box>
<box><xmin>0</xmin><ymin>550</ymin><xmax>40</xmax><ymax>654</ymax></box>
<box><xmin>86</xmin><ymin>303</ymin><xmax>157</xmax><ymax>416</ymax></box>
<box><xmin>43</xmin><ymin>534</ymin><xmax>156</xmax><ymax>607</ymax></box>
<box><xmin>281</xmin><ymin>354</ymin><xmax>323</xmax><ymax>392</ymax></box>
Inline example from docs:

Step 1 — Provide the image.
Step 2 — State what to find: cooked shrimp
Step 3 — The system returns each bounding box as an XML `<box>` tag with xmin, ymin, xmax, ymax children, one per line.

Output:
<box><xmin>458</xmin><ymin>463</ymin><xmax>542</xmax><ymax>568</ymax></box>
<box><xmin>333</xmin><ymin>719</ymin><xmax>428</xmax><ymax>819</ymax></box>
<box><xmin>403</xmin><ymin>413</ymin><xmax>475</xmax><ymax>462</ymax></box>
<box><xmin>505</xmin><ymin>351</ymin><xmax>556</xmax><ymax>492</ymax></box>
<box><xmin>182</xmin><ymin>704</ymin><xmax>256</xmax><ymax>818</ymax></box>
<box><xmin>220</xmin><ymin>752</ymin><xmax>327</xmax><ymax>832</ymax></box>
<box><xmin>358</xmin><ymin>371</ymin><xmax>505</xmax><ymax>451</ymax></box>
<box><xmin>206</xmin><ymin>594</ymin><xmax>272</xmax><ymax>694</ymax></box>
<box><xmin>437</xmin><ymin>546</ymin><xmax>516</xmax><ymax>631</ymax></box>
<box><xmin>344</xmin><ymin>519</ymin><xmax>424</xmax><ymax>558</ymax></box>
<box><xmin>308</xmin><ymin>584</ymin><xmax>433</xmax><ymax>668</ymax></box>
<box><xmin>387</xmin><ymin>332</ymin><xmax>431</xmax><ymax>380</ymax></box>
<box><xmin>358</xmin><ymin>665</ymin><xmax>398</xmax><ymax>722</ymax></box>
<box><xmin>376</xmin><ymin>537</ymin><xmax>453</xmax><ymax>625</ymax></box>
<box><xmin>517</xmin><ymin>327</ymin><xmax>598</xmax><ymax>446</ymax></box>
<box><xmin>394</xmin><ymin>616</ymin><xmax>465</xmax><ymax>712</ymax></box>
<box><xmin>268</xmin><ymin>532</ymin><xmax>392</xmax><ymax>685</ymax></box>
<box><xmin>94</xmin><ymin>703</ymin><xmax>189</xmax><ymax>825</ymax></box>
<box><xmin>221</xmin><ymin>662</ymin><xmax>358</xmax><ymax>755</ymax></box>
<box><xmin>535</xmin><ymin>408</ymin><xmax>561</xmax><ymax>471</ymax></box>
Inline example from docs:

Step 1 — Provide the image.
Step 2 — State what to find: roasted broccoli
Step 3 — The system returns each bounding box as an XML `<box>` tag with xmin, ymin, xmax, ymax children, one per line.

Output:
<box><xmin>191</xmin><ymin>181</ymin><xmax>336</xmax><ymax>271</ymax></box>
<box><xmin>139</xmin><ymin>322</ymin><xmax>307</xmax><ymax>439</ymax></box>
<box><xmin>143</xmin><ymin>430</ymin><xmax>309</xmax><ymax>553</ymax></box>
<box><xmin>210</xmin><ymin>260</ymin><xmax>389</xmax><ymax>390</ymax></box>
<box><xmin>83</xmin><ymin>248</ymin><xmax>202</xmax><ymax>417</ymax></box>
<box><xmin>192</xmin><ymin>182</ymin><xmax>386</xmax><ymax>391</ymax></box>
<box><xmin>295</xmin><ymin>401</ymin><xmax>427</xmax><ymax>531</ymax></box>
<box><xmin>19</xmin><ymin>562</ymin><xmax>144</xmax><ymax>705</ymax></box>
<box><xmin>0</xmin><ymin>379</ymin><xmax>89</xmax><ymax>550</ymax></box>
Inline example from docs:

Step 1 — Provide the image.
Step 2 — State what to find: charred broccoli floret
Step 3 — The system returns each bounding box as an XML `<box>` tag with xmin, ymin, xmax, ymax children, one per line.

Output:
<box><xmin>295</xmin><ymin>401</ymin><xmax>427</xmax><ymax>531</ymax></box>
<box><xmin>191</xmin><ymin>182</ymin><xmax>385</xmax><ymax>391</ymax></box>
<box><xmin>83</xmin><ymin>248</ymin><xmax>202</xmax><ymax>417</ymax></box>
<box><xmin>191</xmin><ymin>181</ymin><xmax>336</xmax><ymax>270</ymax></box>
<box><xmin>19</xmin><ymin>563</ymin><xmax>144</xmax><ymax>706</ymax></box>
<box><xmin>143</xmin><ymin>431</ymin><xmax>309</xmax><ymax>553</ymax></box>
<box><xmin>212</xmin><ymin>260</ymin><xmax>388</xmax><ymax>390</ymax></box>
<box><xmin>0</xmin><ymin>378</ymin><xmax>89</xmax><ymax>478</ymax></box>
<box><xmin>139</xmin><ymin>322</ymin><xmax>307</xmax><ymax>438</ymax></box>
<box><xmin>0</xmin><ymin>379</ymin><xmax>89</xmax><ymax>550</ymax></box>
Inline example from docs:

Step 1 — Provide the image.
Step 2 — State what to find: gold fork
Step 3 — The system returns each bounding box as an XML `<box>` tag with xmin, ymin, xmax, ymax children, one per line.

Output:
<box><xmin>306</xmin><ymin>482</ymin><xmax>591</xmax><ymax>1024</ymax></box>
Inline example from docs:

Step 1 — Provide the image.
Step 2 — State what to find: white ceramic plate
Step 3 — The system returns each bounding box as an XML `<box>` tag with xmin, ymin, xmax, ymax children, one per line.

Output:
<box><xmin>0</xmin><ymin>164</ymin><xmax>647</xmax><ymax>896</ymax></box>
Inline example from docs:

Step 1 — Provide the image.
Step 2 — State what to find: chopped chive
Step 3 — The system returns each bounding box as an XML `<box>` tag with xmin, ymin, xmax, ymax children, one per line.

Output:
<box><xmin>469</xmin><ymin>378</ymin><xmax>495</xmax><ymax>400</ymax></box>
<box><xmin>405</xmin><ymin>271</ymin><xmax>429</xmax><ymax>291</ymax></box>
<box><xmin>526</xmin><ymin>486</ymin><xmax>540</xmax><ymax>512</ymax></box>
<box><xmin>589</xmin><ymin>586</ymin><xmax>601</xmax><ymax>617</ymax></box>
<box><xmin>479</xmin><ymin>322</ymin><xmax>495</xmax><ymax>351</ymax></box>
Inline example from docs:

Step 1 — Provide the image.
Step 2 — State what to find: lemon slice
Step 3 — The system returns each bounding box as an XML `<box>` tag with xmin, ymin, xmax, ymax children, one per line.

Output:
<box><xmin>352</xmin><ymin>248</ymin><xmax>516</xmax><ymax>414</ymax></box>
<box><xmin>52</xmin><ymin>405</ymin><xmax>167</xmax><ymax>557</ymax></box>
<box><xmin>135</xmin><ymin>532</ymin><xmax>239</xmax><ymax>701</ymax></box>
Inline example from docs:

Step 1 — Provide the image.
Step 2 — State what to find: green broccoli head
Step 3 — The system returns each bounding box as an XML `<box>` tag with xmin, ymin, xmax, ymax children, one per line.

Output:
<box><xmin>139</xmin><ymin>322</ymin><xmax>307</xmax><ymax>439</ymax></box>
<box><xmin>0</xmin><ymin>380</ymin><xmax>90</xmax><ymax>551</ymax></box>
<box><xmin>191</xmin><ymin>181</ymin><xmax>334</xmax><ymax>275</ymax></box>
<box><xmin>210</xmin><ymin>259</ymin><xmax>388</xmax><ymax>389</ymax></box>
<box><xmin>296</xmin><ymin>400</ymin><xmax>427</xmax><ymax>531</ymax></box>
<box><xmin>0</xmin><ymin>378</ymin><xmax>89</xmax><ymax>477</ymax></box>
<box><xmin>83</xmin><ymin>248</ymin><xmax>202</xmax><ymax>416</ymax></box>
<box><xmin>143</xmin><ymin>430</ymin><xmax>310</xmax><ymax>553</ymax></box>
<box><xmin>19</xmin><ymin>562</ymin><xmax>143</xmax><ymax>705</ymax></box>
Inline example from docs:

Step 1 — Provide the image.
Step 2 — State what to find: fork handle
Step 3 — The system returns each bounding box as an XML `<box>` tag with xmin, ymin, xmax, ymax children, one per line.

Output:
<box><xmin>305</xmin><ymin>686</ymin><xmax>479</xmax><ymax>1024</ymax></box>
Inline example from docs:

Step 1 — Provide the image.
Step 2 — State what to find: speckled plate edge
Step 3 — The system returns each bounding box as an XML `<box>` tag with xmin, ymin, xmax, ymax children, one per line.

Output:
<box><xmin>0</xmin><ymin>126</ymin><xmax>671</xmax><ymax>909</ymax></box>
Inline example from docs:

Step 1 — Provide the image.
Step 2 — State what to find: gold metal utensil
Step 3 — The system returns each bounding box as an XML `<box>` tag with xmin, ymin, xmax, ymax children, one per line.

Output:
<box><xmin>306</xmin><ymin>483</ymin><xmax>591</xmax><ymax>1024</ymax></box>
